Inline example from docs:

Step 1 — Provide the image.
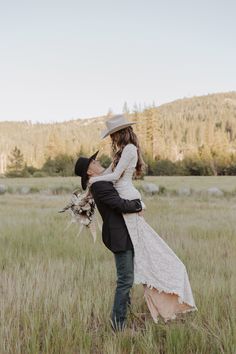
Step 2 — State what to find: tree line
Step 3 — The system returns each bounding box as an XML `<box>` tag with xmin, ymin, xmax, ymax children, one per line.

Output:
<box><xmin>4</xmin><ymin>145</ymin><xmax>236</xmax><ymax>177</ymax></box>
<box><xmin>4</xmin><ymin>146</ymin><xmax>112</xmax><ymax>178</ymax></box>
<box><xmin>1</xmin><ymin>92</ymin><xmax>236</xmax><ymax>171</ymax></box>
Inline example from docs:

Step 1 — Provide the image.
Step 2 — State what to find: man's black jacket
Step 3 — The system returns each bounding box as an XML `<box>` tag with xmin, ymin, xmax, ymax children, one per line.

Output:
<box><xmin>90</xmin><ymin>181</ymin><xmax>142</xmax><ymax>253</ymax></box>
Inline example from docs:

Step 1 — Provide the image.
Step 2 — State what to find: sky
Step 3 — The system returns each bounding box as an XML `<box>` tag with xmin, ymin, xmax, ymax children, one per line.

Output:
<box><xmin>0</xmin><ymin>0</ymin><xmax>235</xmax><ymax>123</ymax></box>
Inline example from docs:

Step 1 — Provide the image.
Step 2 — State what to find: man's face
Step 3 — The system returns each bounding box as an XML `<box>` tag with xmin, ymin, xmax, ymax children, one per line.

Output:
<box><xmin>87</xmin><ymin>159</ymin><xmax>104</xmax><ymax>176</ymax></box>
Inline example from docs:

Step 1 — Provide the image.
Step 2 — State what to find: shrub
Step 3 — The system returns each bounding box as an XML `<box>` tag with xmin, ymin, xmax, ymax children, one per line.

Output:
<box><xmin>155</xmin><ymin>159</ymin><xmax>178</xmax><ymax>176</ymax></box>
<box><xmin>42</xmin><ymin>154</ymin><xmax>74</xmax><ymax>176</ymax></box>
<box><xmin>99</xmin><ymin>154</ymin><xmax>112</xmax><ymax>168</ymax></box>
<box><xmin>33</xmin><ymin>171</ymin><xmax>47</xmax><ymax>177</ymax></box>
<box><xmin>224</xmin><ymin>163</ymin><xmax>236</xmax><ymax>175</ymax></box>
<box><xmin>182</xmin><ymin>156</ymin><xmax>215</xmax><ymax>175</ymax></box>
<box><xmin>24</xmin><ymin>165</ymin><xmax>39</xmax><ymax>175</ymax></box>
<box><xmin>51</xmin><ymin>186</ymin><xmax>73</xmax><ymax>195</ymax></box>
<box><xmin>30</xmin><ymin>187</ymin><xmax>40</xmax><ymax>193</ymax></box>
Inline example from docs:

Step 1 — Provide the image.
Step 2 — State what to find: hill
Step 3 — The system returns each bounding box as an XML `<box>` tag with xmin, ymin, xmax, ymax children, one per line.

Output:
<box><xmin>0</xmin><ymin>91</ymin><xmax>236</xmax><ymax>173</ymax></box>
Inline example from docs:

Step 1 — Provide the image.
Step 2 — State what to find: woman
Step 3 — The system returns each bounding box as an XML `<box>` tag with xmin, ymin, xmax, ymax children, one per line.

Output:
<box><xmin>89</xmin><ymin>114</ymin><xmax>198</xmax><ymax>323</ymax></box>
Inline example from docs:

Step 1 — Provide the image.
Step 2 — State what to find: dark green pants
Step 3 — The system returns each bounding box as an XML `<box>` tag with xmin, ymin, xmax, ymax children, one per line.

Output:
<box><xmin>111</xmin><ymin>249</ymin><xmax>134</xmax><ymax>330</ymax></box>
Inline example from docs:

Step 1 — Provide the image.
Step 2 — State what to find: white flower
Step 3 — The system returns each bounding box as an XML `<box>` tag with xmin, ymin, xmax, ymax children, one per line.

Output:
<box><xmin>59</xmin><ymin>189</ymin><xmax>98</xmax><ymax>242</ymax></box>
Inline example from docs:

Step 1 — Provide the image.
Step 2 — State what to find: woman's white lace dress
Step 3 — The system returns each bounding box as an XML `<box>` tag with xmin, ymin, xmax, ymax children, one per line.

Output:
<box><xmin>90</xmin><ymin>144</ymin><xmax>197</xmax><ymax>322</ymax></box>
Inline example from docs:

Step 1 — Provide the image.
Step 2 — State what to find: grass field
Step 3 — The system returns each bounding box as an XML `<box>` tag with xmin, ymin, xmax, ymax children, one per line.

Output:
<box><xmin>2</xmin><ymin>175</ymin><xmax>236</xmax><ymax>193</ymax></box>
<box><xmin>0</xmin><ymin>176</ymin><xmax>235</xmax><ymax>354</ymax></box>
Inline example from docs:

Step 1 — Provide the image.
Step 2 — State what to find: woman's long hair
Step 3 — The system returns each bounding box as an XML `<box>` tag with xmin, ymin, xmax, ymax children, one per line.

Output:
<box><xmin>110</xmin><ymin>126</ymin><xmax>146</xmax><ymax>177</ymax></box>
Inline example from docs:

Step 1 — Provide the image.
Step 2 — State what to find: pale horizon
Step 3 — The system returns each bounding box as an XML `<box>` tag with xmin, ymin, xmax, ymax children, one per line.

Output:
<box><xmin>1</xmin><ymin>90</ymin><xmax>236</xmax><ymax>125</ymax></box>
<box><xmin>0</xmin><ymin>0</ymin><xmax>235</xmax><ymax>123</ymax></box>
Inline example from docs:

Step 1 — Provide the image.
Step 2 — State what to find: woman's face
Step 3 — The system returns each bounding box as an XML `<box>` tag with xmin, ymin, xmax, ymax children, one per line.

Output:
<box><xmin>110</xmin><ymin>131</ymin><xmax>119</xmax><ymax>144</ymax></box>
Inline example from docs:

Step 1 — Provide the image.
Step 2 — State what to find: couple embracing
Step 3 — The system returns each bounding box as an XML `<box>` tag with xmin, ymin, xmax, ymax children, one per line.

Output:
<box><xmin>74</xmin><ymin>114</ymin><xmax>197</xmax><ymax>331</ymax></box>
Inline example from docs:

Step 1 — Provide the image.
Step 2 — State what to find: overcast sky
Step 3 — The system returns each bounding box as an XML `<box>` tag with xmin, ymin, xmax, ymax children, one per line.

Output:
<box><xmin>0</xmin><ymin>0</ymin><xmax>235</xmax><ymax>123</ymax></box>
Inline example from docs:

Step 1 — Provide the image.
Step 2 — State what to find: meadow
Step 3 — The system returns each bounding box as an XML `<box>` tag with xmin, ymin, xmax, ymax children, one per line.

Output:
<box><xmin>0</xmin><ymin>176</ymin><xmax>235</xmax><ymax>354</ymax></box>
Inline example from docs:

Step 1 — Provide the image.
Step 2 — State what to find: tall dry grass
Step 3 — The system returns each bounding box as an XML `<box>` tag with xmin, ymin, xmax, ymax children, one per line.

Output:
<box><xmin>0</xmin><ymin>177</ymin><xmax>235</xmax><ymax>353</ymax></box>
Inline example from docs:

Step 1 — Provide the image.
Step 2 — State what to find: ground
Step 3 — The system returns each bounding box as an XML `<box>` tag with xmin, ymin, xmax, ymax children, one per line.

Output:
<box><xmin>0</xmin><ymin>176</ymin><xmax>235</xmax><ymax>354</ymax></box>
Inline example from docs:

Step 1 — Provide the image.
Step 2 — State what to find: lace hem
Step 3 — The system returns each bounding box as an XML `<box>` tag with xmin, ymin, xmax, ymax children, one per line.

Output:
<box><xmin>134</xmin><ymin>276</ymin><xmax>198</xmax><ymax>311</ymax></box>
<box><xmin>151</xmin><ymin>306</ymin><xmax>197</xmax><ymax>323</ymax></box>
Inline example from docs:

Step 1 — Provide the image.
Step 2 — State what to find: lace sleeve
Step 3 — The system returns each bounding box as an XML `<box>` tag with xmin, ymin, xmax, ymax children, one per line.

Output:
<box><xmin>90</xmin><ymin>144</ymin><xmax>137</xmax><ymax>184</ymax></box>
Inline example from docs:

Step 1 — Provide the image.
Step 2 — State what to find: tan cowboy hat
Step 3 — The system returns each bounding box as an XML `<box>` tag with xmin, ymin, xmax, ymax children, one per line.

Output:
<box><xmin>101</xmin><ymin>114</ymin><xmax>136</xmax><ymax>139</ymax></box>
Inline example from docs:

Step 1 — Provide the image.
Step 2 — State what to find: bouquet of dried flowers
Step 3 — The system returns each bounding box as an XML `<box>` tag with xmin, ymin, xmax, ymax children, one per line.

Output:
<box><xmin>58</xmin><ymin>188</ymin><xmax>101</xmax><ymax>242</ymax></box>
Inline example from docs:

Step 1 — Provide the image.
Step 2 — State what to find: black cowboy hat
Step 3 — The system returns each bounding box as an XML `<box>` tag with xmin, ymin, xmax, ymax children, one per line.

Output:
<box><xmin>74</xmin><ymin>150</ymin><xmax>99</xmax><ymax>190</ymax></box>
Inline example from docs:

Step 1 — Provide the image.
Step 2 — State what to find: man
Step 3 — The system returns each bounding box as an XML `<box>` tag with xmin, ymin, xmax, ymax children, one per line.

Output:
<box><xmin>74</xmin><ymin>151</ymin><xmax>143</xmax><ymax>331</ymax></box>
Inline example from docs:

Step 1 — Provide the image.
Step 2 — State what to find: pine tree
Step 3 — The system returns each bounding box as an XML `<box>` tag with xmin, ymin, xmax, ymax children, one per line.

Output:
<box><xmin>145</xmin><ymin>108</ymin><xmax>154</xmax><ymax>157</ymax></box>
<box><xmin>45</xmin><ymin>128</ymin><xmax>63</xmax><ymax>159</ymax></box>
<box><xmin>106</xmin><ymin>108</ymin><xmax>113</xmax><ymax>118</ymax></box>
<box><xmin>6</xmin><ymin>146</ymin><xmax>25</xmax><ymax>177</ymax></box>
<box><xmin>122</xmin><ymin>102</ymin><xmax>130</xmax><ymax>115</ymax></box>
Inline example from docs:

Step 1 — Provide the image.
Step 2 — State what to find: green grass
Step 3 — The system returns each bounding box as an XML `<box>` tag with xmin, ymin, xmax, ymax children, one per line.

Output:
<box><xmin>1</xmin><ymin>174</ymin><xmax>236</xmax><ymax>191</ymax></box>
<box><xmin>145</xmin><ymin>175</ymin><xmax>236</xmax><ymax>192</ymax></box>
<box><xmin>1</xmin><ymin>175</ymin><xmax>236</xmax><ymax>196</ymax></box>
<box><xmin>0</xmin><ymin>176</ymin><xmax>80</xmax><ymax>193</ymax></box>
<box><xmin>0</xmin><ymin>177</ymin><xmax>235</xmax><ymax>353</ymax></box>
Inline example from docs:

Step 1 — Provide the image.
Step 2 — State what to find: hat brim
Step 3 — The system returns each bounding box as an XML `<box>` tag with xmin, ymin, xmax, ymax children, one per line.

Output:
<box><xmin>100</xmin><ymin>122</ymin><xmax>136</xmax><ymax>139</ymax></box>
<box><xmin>81</xmin><ymin>150</ymin><xmax>99</xmax><ymax>190</ymax></box>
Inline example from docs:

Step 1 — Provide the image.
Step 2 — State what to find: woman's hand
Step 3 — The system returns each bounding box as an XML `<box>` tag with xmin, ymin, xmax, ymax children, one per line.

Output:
<box><xmin>138</xmin><ymin>209</ymin><xmax>145</xmax><ymax>217</ymax></box>
<box><xmin>138</xmin><ymin>201</ymin><xmax>146</xmax><ymax>217</ymax></box>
